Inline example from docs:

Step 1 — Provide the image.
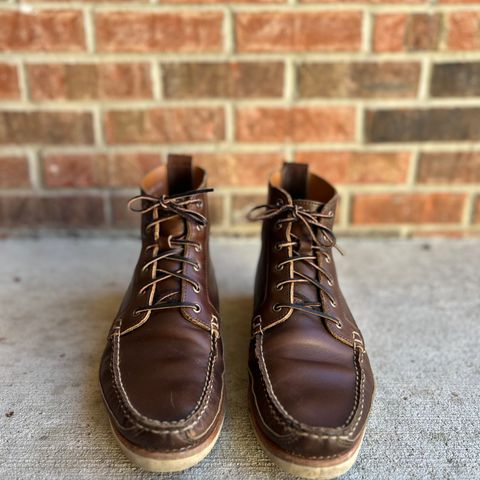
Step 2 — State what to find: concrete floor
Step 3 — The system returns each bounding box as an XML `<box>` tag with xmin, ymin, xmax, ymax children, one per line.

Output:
<box><xmin>0</xmin><ymin>237</ymin><xmax>479</xmax><ymax>480</ymax></box>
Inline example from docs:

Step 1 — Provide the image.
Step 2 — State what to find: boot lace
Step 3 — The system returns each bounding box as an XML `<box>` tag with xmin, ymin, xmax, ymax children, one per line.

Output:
<box><xmin>122</xmin><ymin>188</ymin><xmax>212</xmax><ymax>334</ymax></box>
<box><xmin>248</xmin><ymin>202</ymin><xmax>343</xmax><ymax>329</ymax></box>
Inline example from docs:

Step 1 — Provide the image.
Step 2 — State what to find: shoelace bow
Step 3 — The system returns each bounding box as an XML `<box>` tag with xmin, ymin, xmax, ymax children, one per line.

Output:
<box><xmin>248</xmin><ymin>202</ymin><xmax>343</xmax><ymax>329</ymax></box>
<box><xmin>123</xmin><ymin>188</ymin><xmax>213</xmax><ymax>334</ymax></box>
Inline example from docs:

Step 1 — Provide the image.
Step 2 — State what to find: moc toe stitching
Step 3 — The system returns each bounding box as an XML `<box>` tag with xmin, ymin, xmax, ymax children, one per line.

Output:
<box><xmin>251</xmin><ymin>333</ymin><xmax>367</xmax><ymax>459</ymax></box>
<box><xmin>105</xmin><ymin>320</ymin><xmax>222</xmax><ymax>446</ymax></box>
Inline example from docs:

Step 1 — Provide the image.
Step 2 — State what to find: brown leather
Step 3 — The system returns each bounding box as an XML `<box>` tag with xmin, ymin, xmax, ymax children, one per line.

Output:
<box><xmin>248</xmin><ymin>162</ymin><xmax>375</xmax><ymax>461</ymax></box>
<box><xmin>99</xmin><ymin>155</ymin><xmax>224</xmax><ymax>453</ymax></box>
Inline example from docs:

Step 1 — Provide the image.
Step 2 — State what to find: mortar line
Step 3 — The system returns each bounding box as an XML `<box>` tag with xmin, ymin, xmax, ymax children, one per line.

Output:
<box><xmin>10</xmin><ymin>3</ymin><xmax>480</xmax><ymax>13</ymax></box>
<box><xmin>92</xmin><ymin>106</ymin><xmax>104</xmax><ymax>147</ymax></box>
<box><xmin>418</xmin><ymin>56</ymin><xmax>432</xmax><ymax>102</ymax></box>
<box><xmin>223</xmin><ymin>7</ymin><xmax>234</xmax><ymax>55</ymax></box>
<box><xmin>6</xmin><ymin>97</ymin><xmax>480</xmax><ymax>109</ymax></box>
<box><xmin>225</xmin><ymin>102</ymin><xmax>235</xmax><ymax>143</ymax></box>
<box><xmin>152</xmin><ymin>61</ymin><xmax>163</xmax><ymax>100</ymax></box>
<box><xmin>83</xmin><ymin>6</ymin><xmax>96</xmax><ymax>54</ymax></box>
<box><xmin>362</xmin><ymin>8</ymin><xmax>372</xmax><ymax>54</ymax></box>
<box><xmin>462</xmin><ymin>193</ymin><xmax>476</xmax><ymax>227</ymax></box>
<box><xmin>2</xmin><ymin>183</ymin><xmax>479</xmax><ymax>196</ymax></box>
<box><xmin>356</xmin><ymin>102</ymin><xmax>365</xmax><ymax>145</ymax></box>
<box><xmin>16</xmin><ymin>60</ymin><xmax>29</xmax><ymax>103</ymax></box>
<box><xmin>7</xmin><ymin>52</ymin><xmax>480</xmax><ymax>63</ymax></box>
<box><xmin>4</xmin><ymin>141</ymin><xmax>480</xmax><ymax>154</ymax></box>
<box><xmin>407</xmin><ymin>149</ymin><xmax>420</xmax><ymax>187</ymax></box>
<box><xmin>284</xmin><ymin>58</ymin><xmax>296</xmax><ymax>104</ymax></box>
<box><xmin>27</xmin><ymin>149</ymin><xmax>42</xmax><ymax>191</ymax></box>
<box><xmin>339</xmin><ymin>189</ymin><xmax>351</xmax><ymax>229</ymax></box>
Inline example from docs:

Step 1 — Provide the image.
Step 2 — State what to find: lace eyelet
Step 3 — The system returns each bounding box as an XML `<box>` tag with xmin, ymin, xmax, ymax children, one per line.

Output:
<box><xmin>327</xmin><ymin>279</ymin><xmax>334</xmax><ymax>287</ymax></box>
<box><xmin>323</xmin><ymin>253</ymin><xmax>331</xmax><ymax>263</ymax></box>
<box><xmin>272</xmin><ymin>303</ymin><xmax>282</xmax><ymax>312</ymax></box>
<box><xmin>193</xmin><ymin>303</ymin><xmax>202</xmax><ymax>313</ymax></box>
<box><xmin>193</xmin><ymin>283</ymin><xmax>201</xmax><ymax>293</ymax></box>
<box><xmin>275</xmin><ymin>283</ymin><xmax>283</xmax><ymax>291</ymax></box>
<box><xmin>336</xmin><ymin>322</ymin><xmax>343</xmax><ymax>329</ymax></box>
<box><xmin>275</xmin><ymin>199</ymin><xmax>284</xmax><ymax>207</ymax></box>
<box><xmin>196</xmin><ymin>224</ymin><xmax>205</xmax><ymax>231</ymax></box>
<box><xmin>133</xmin><ymin>309</ymin><xmax>141</xmax><ymax>317</ymax></box>
<box><xmin>194</xmin><ymin>245</ymin><xmax>202</xmax><ymax>253</ymax></box>
<box><xmin>274</xmin><ymin>222</ymin><xmax>282</xmax><ymax>231</ymax></box>
<box><xmin>274</xmin><ymin>242</ymin><xmax>282</xmax><ymax>251</ymax></box>
<box><xmin>197</xmin><ymin>200</ymin><xmax>204</xmax><ymax>209</ymax></box>
<box><xmin>329</xmin><ymin>299</ymin><xmax>337</xmax><ymax>308</ymax></box>
<box><xmin>193</xmin><ymin>263</ymin><xmax>201</xmax><ymax>272</ymax></box>
<box><xmin>275</xmin><ymin>263</ymin><xmax>284</xmax><ymax>272</ymax></box>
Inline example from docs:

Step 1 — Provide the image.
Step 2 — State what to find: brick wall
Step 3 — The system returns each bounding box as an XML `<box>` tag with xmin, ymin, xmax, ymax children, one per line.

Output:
<box><xmin>1</xmin><ymin>0</ymin><xmax>480</xmax><ymax>237</ymax></box>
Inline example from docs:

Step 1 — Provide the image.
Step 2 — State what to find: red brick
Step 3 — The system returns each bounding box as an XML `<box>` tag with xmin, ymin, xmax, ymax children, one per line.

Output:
<box><xmin>0</xmin><ymin>111</ymin><xmax>94</xmax><ymax>145</ymax></box>
<box><xmin>195</xmin><ymin>152</ymin><xmax>282</xmax><ymax>186</ymax></box>
<box><xmin>0</xmin><ymin>10</ymin><xmax>85</xmax><ymax>52</ymax></box>
<box><xmin>109</xmin><ymin>153</ymin><xmax>162</xmax><ymax>187</ymax></box>
<box><xmin>41</xmin><ymin>152</ymin><xmax>163</xmax><ymax>188</ymax></box>
<box><xmin>236</xmin><ymin>107</ymin><xmax>356</xmax><ymax>143</ymax></box>
<box><xmin>373</xmin><ymin>13</ymin><xmax>442</xmax><ymax>52</ymax></box>
<box><xmin>0</xmin><ymin>64</ymin><xmax>20</xmax><ymax>100</ymax></box>
<box><xmin>0</xmin><ymin>156</ymin><xmax>30</xmax><ymax>188</ymax></box>
<box><xmin>162</xmin><ymin>62</ymin><xmax>284</xmax><ymax>99</ymax></box>
<box><xmin>104</xmin><ymin>108</ymin><xmax>225</xmax><ymax>144</ymax></box>
<box><xmin>298</xmin><ymin>62</ymin><xmax>420</xmax><ymax>99</ymax></box>
<box><xmin>111</xmin><ymin>194</ymin><xmax>139</xmax><ymax>228</ymax></box>
<box><xmin>235</xmin><ymin>12</ymin><xmax>362</xmax><ymax>52</ymax></box>
<box><xmin>41</xmin><ymin>154</ymin><xmax>107</xmax><ymax>188</ymax></box>
<box><xmin>366</xmin><ymin>108</ymin><xmax>480</xmax><ymax>142</ymax></box>
<box><xmin>28</xmin><ymin>63</ymin><xmax>152</xmax><ymax>101</ymax></box>
<box><xmin>296</xmin><ymin>151</ymin><xmax>410</xmax><ymax>184</ymax></box>
<box><xmin>351</xmin><ymin>193</ymin><xmax>465</xmax><ymax>224</ymax></box>
<box><xmin>96</xmin><ymin>11</ymin><xmax>223</xmax><ymax>52</ymax></box>
<box><xmin>232</xmin><ymin>193</ymin><xmax>266</xmax><ymax>225</ymax></box>
<box><xmin>0</xmin><ymin>195</ymin><xmax>105</xmax><ymax>227</ymax></box>
<box><xmin>417</xmin><ymin>152</ymin><xmax>480</xmax><ymax>184</ymax></box>
<box><xmin>446</xmin><ymin>12</ymin><xmax>480</xmax><ymax>50</ymax></box>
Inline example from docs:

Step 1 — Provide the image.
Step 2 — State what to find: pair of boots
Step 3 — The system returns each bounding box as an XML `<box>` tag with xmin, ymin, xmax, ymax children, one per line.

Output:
<box><xmin>99</xmin><ymin>155</ymin><xmax>375</xmax><ymax>479</ymax></box>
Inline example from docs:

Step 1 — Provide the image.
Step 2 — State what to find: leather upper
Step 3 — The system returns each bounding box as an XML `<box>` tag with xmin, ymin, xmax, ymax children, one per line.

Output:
<box><xmin>249</xmin><ymin>163</ymin><xmax>375</xmax><ymax>460</ymax></box>
<box><xmin>99</xmin><ymin>156</ymin><xmax>224</xmax><ymax>453</ymax></box>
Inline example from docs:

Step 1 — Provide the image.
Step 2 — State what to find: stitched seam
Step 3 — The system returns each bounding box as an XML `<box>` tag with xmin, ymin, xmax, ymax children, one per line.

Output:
<box><xmin>341</xmin><ymin>346</ymin><xmax>360</xmax><ymax>427</ymax></box>
<box><xmin>256</xmin><ymin>333</ymin><xmax>364</xmax><ymax>440</ymax></box>
<box><xmin>250</xmin><ymin>353</ymin><xmax>352</xmax><ymax>460</ymax></box>
<box><xmin>112</xmin><ymin>316</ymin><xmax>219</xmax><ymax>432</ymax></box>
<box><xmin>250</xmin><ymin>368</ymin><xmax>297</xmax><ymax>445</ymax></box>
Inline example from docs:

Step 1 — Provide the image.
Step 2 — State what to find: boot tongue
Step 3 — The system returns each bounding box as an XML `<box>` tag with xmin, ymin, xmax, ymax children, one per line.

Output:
<box><xmin>281</xmin><ymin>162</ymin><xmax>308</xmax><ymax>200</ymax></box>
<box><xmin>167</xmin><ymin>154</ymin><xmax>193</xmax><ymax>195</ymax></box>
<box><xmin>152</xmin><ymin>154</ymin><xmax>193</xmax><ymax>305</ymax></box>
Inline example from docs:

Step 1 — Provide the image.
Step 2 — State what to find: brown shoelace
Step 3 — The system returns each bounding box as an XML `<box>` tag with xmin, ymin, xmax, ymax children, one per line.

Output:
<box><xmin>122</xmin><ymin>188</ymin><xmax>212</xmax><ymax>334</ymax></box>
<box><xmin>248</xmin><ymin>201</ymin><xmax>343</xmax><ymax>329</ymax></box>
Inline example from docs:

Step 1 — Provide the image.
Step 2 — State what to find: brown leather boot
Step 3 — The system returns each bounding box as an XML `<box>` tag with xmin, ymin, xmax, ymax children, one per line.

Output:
<box><xmin>99</xmin><ymin>155</ymin><xmax>225</xmax><ymax>472</ymax></box>
<box><xmin>247</xmin><ymin>162</ymin><xmax>375</xmax><ymax>479</ymax></box>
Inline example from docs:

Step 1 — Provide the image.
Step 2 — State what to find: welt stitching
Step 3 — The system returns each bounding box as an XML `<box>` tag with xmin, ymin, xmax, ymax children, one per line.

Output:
<box><xmin>112</xmin><ymin>318</ymin><xmax>218</xmax><ymax>432</ymax></box>
<box><xmin>341</xmin><ymin>346</ymin><xmax>361</xmax><ymax>428</ymax></box>
<box><xmin>109</xmin><ymin>327</ymin><xmax>143</xmax><ymax>431</ymax></box>
<box><xmin>256</xmin><ymin>334</ymin><xmax>356</xmax><ymax>441</ymax></box>
<box><xmin>346</xmin><ymin>350</ymin><xmax>366</xmax><ymax>438</ymax></box>
<box><xmin>253</xmin><ymin>356</ymin><xmax>354</xmax><ymax>457</ymax></box>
